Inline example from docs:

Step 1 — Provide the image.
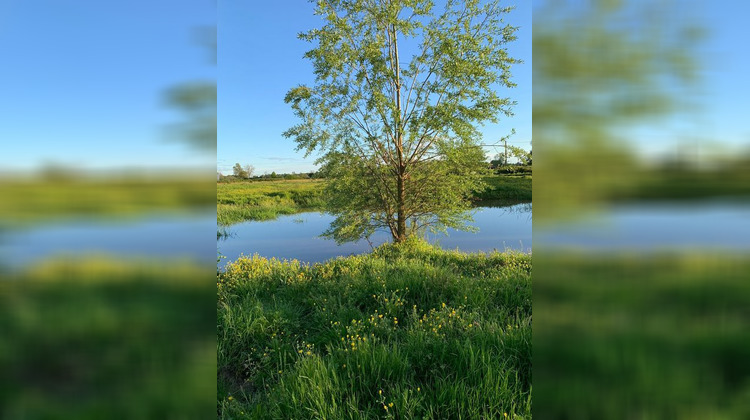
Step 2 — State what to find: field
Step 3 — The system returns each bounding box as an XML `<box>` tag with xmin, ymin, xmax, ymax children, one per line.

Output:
<box><xmin>475</xmin><ymin>174</ymin><xmax>532</xmax><ymax>202</ymax></box>
<box><xmin>217</xmin><ymin>175</ymin><xmax>531</xmax><ymax>226</ymax></box>
<box><xmin>217</xmin><ymin>238</ymin><xmax>532</xmax><ymax>419</ymax></box>
<box><xmin>217</xmin><ymin>179</ymin><xmax>325</xmax><ymax>226</ymax></box>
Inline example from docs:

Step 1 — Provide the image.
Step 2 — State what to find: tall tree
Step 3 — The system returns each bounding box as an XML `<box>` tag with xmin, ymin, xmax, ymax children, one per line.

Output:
<box><xmin>232</xmin><ymin>163</ymin><xmax>247</xmax><ymax>178</ymax></box>
<box><xmin>285</xmin><ymin>0</ymin><xmax>519</xmax><ymax>243</ymax></box>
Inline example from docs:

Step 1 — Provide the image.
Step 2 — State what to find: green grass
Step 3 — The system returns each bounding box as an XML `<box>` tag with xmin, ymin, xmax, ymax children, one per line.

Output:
<box><xmin>217</xmin><ymin>179</ymin><xmax>325</xmax><ymax>226</ymax></box>
<box><xmin>534</xmin><ymin>252</ymin><xmax>750</xmax><ymax>418</ymax></box>
<box><xmin>0</xmin><ymin>258</ymin><xmax>216</xmax><ymax>419</ymax></box>
<box><xmin>217</xmin><ymin>238</ymin><xmax>532</xmax><ymax>419</ymax></box>
<box><xmin>475</xmin><ymin>174</ymin><xmax>532</xmax><ymax>202</ymax></box>
<box><xmin>217</xmin><ymin>176</ymin><xmax>531</xmax><ymax>226</ymax></box>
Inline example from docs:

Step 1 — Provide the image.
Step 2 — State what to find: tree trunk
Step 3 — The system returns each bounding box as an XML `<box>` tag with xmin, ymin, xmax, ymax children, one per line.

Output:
<box><xmin>392</xmin><ymin>23</ymin><xmax>406</xmax><ymax>244</ymax></box>
<box><xmin>396</xmin><ymin>169</ymin><xmax>406</xmax><ymax>242</ymax></box>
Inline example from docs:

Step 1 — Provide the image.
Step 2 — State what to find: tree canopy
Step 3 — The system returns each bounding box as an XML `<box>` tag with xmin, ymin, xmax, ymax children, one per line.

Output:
<box><xmin>284</xmin><ymin>0</ymin><xmax>519</xmax><ymax>243</ymax></box>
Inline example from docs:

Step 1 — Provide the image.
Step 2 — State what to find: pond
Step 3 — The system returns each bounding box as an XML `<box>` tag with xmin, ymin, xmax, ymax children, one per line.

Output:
<box><xmin>217</xmin><ymin>202</ymin><xmax>532</xmax><ymax>268</ymax></box>
<box><xmin>0</xmin><ymin>210</ymin><xmax>217</xmax><ymax>271</ymax></box>
<box><xmin>534</xmin><ymin>200</ymin><xmax>750</xmax><ymax>252</ymax></box>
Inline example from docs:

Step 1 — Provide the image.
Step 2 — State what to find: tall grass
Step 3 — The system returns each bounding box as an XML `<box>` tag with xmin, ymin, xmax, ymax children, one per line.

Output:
<box><xmin>218</xmin><ymin>239</ymin><xmax>532</xmax><ymax>419</ymax></box>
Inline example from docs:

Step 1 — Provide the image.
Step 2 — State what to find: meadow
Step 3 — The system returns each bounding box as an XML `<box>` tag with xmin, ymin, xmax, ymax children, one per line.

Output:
<box><xmin>217</xmin><ymin>179</ymin><xmax>325</xmax><ymax>226</ymax></box>
<box><xmin>217</xmin><ymin>175</ymin><xmax>532</xmax><ymax>226</ymax></box>
<box><xmin>217</xmin><ymin>238</ymin><xmax>532</xmax><ymax>419</ymax></box>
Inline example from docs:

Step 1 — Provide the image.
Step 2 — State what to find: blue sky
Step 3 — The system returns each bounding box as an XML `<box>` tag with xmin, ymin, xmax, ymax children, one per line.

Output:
<box><xmin>0</xmin><ymin>0</ymin><xmax>215</xmax><ymax>172</ymax></box>
<box><xmin>531</xmin><ymin>0</ymin><xmax>750</xmax><ymax>161</ymax></box>
<box><xmin>2</xmin><ymin>1</ymin><xmax>745</xmax><ymax>175</ymax></box>
<box><xmin>218</xmin><ymin>0</ymin><xmax>532</xmax><ymax>175</ymax></box>
<box><xmin>614</xmin><ymin>2</ymin><xmax>750</xmax><ymax>160</ymax></box>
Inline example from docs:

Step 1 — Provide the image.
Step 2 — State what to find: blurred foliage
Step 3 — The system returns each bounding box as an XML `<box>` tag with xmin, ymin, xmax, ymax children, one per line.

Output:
<box><xmin>612</xmin><ymin>158</ymin><xmax>750</xmax><ymax>202</ymax></box>
<box><xmin>534</xmin><ymin>252</ymin><xmax>750</xmax><ymax>418</ymax></box>
<box><xmin>533</xmin><ymin>0</ymin><xmax>704</xmax><ymax>222</ymax></box>
<box><xmin>165</xmin><ymin>25</ymin><xmax>216</xmax><ymax>152</ymax></box>
<box><xmin>165</xmin><ymin>81</ymin><xmax>216</xmax><ymax>151</ymax></box>
<box><xmin>0</xmin><ymin>258</ymin><xmax>216</xmax><ymax>419</ymax></box>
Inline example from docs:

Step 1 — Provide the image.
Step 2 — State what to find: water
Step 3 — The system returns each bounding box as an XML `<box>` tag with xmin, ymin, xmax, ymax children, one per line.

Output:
<box><xmin>217</xmin><ymin>203</ymin><xmax>532</xmax><ymax>267</ymax></box>
<box><xmin>535</xmin><ymin>201</ymin><xmax>750</xmax><ymax>251</ymax></box>
<box><xmin>0</xmin><ymin>211</ymin><xmax>217</xmax><ymax>270</ymax></box>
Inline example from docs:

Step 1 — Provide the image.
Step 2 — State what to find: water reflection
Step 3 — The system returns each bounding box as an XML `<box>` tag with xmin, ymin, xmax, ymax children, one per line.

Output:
<box><xmin>0</xmin><ymin>211</ymin><xmax>217</xmax><ymax>271</ymax></box>
<box><xmin>535</xmin><ymin>201</ymin><xmax>750</xmax><ymax>251</ymax></box>
<box><xmin>217</xmin><ymin>203</ymin><xmax>532</xmax><ymax>267</ymax></box>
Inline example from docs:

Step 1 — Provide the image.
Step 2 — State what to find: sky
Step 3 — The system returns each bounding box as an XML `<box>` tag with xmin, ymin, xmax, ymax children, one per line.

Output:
<box><xmin>0</xmin><ymin>0</ymin><xmax>216</xmax><ymax>173</ymax></box>
<box><xmin>217</xmin><ymin>0</ymin><xmax>533</xmax><ymax>175</ymax></box>
<box><xmin>2</xmin><ymin>1</ymin><xmax>746</xmax><ymax>175</ymax></box>
<box><xmin>532</xmin><ymin>0</ymin><xmax>750</xmax><ymax>162</ymax></box>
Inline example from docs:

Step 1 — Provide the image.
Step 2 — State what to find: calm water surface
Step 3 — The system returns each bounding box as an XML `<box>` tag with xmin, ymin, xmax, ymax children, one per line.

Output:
<box><xmin>535</xmin><ymin>201</ymin><xmax>750</xmax><ymax>251</ymax></box>
<box><xmin>0</xmin><ymin>211</ymin><xmax>217</xmax><ymax>270</ymax></box>
<box><xmin>218</xmin><ymin>203</ymin><xmax>532</xmax><ymax>268</ymax></box>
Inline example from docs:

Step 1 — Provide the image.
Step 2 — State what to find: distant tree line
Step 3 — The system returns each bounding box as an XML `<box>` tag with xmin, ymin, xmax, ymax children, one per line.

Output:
<box><xmin>489</xmin><ymin>147</ymin><xmax>532</xmax><ymax>174</ymax></box>
<box><xmin>217</xmin><ymin>163</ymin><xmax>323</xmax><ymax>182</ymax></box>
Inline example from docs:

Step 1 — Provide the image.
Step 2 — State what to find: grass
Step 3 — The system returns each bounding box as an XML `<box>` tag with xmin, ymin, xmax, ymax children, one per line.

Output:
<box><xmin>217</xmin><ymin>175</ymin><xmax>531</xmax><ymax>226</ymax></box>
<box><xmin>217</xmin><ymin>238</ymin><xmax>532</xmax><ymax>419</ymax></box>
<box><xmin>533</xmin><ymin>252</ymin><xmax>750</xmax><ymax>418</ymax></box>
<box><xmin>475</xmin><ymin>174</ymin><xmax>532</xmax><ymax>202</ymax></box>
<box><xmin>217</xmin><ymin>179</ymin><xmax>325</xmax><ymax>226</ymax></box>
<box><xmin>0</xmin><ymin>258</ymin><xmax>216</xmax><ymax>419</ymax></box>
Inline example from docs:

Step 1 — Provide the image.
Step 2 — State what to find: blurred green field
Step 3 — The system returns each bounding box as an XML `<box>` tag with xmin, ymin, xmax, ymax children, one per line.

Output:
<box><xmin>218</xmin><ymin>239</ymin><xmax>532</xmax><ymax>419</ymax></box>
<box><xmin>614</xmin><ymin>166</ymin><xmax>750</xmax><ymax>202</ymax></box>
<box><xmin>0</xmin><ymin>258</ymin><xmax>216</xmax><ymax>419</ymax></box>
<box><xmin>534</xmin><ymin>253</ymin><xmax>750</xmax><ymax>419</ymax></box>
<box><xmin>0</xmin><ymin>176</ymin><xmax>215</xmax><ymax>226</ymax></box>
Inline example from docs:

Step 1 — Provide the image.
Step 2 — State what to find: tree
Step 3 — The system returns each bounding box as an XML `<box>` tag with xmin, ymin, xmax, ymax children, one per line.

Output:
<box><xmin>243</xmin><ymin>164</ymin><xmax>255</xmax><ymax>178</ymax></box>
<box><xmin>508</xmin><ymin>145</ymin><xmax>531</xmax><ymax>165</ymax></box>
<box><xmin>284</xmin><ymin>0</ymin><xmax>519</xmax><ymax>243</ymax></box>
<box><xmin>232</xmin><ymin>163</ymin><xmax>247</xmax><ymax>178</ymax></box>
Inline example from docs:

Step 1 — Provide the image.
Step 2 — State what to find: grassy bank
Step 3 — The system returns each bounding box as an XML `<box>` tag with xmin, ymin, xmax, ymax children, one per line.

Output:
<box><xmin>1</xmin><ymin>258</ymin><xmax>216</xmax><ymax>419</ymax></box>
<box><xmin>534</xmin><ymin>253</ymin><xmax>750</xmax><ymax>418</ymax></box>
<box><xmin>475</xmin><ymin>174</ymin><xmax>532</xmax><ymax>202</ymax></box>
<box><xmin>218</xmin><ymin>239</ymin><xmax>532</xmax><ymax>419</ymax></box>
<box><xmin>217</xmin><ymin>175</ymin><xmax>531</xmax><ymax>225</ymax></box>
<box><xmin>217</xmin><ymin>179</ymin><xmax>325</xmax><ymax>225</ymax></box>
